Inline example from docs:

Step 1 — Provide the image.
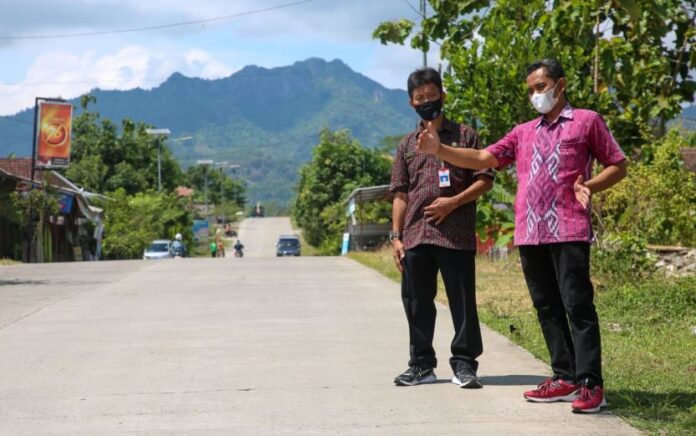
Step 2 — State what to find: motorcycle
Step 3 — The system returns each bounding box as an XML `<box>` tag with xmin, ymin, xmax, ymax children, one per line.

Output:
<box><xmin>234</xmin><ymin>248</ymin><xmax>244</xmax><ymax>258</ymax></box>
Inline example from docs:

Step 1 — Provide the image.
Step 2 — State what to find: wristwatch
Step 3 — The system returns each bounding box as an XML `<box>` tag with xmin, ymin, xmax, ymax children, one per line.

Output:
<box><xmin>389</xmin><ymin>231</ymin><xmax>402</xmax><ymax>242</ymax></box>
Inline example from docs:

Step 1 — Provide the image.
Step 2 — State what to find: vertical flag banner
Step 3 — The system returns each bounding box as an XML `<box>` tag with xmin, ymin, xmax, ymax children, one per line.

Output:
<box><xmin>36</xmin><ymin>101</ymin><xmax>73</xmax><ymax>168</ymax></box>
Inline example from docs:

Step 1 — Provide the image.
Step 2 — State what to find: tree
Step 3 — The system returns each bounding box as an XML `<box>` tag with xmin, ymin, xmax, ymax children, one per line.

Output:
<box><xmin>99</xmin><ymin>189</ymin><xmax>193</xmax><ymax>259</ymax></box>
<box><xmin>66</xmin><ymin>95</ymin><xmax>184</xmax><ymax>195</ymax></box>
<box><xmin>293</xmin><ymin>129</ymin><xmax>392</xmax><ymax>253</ymax></box>
<box><xmin>184</xmin><ymin>165</ymin><xmax>246</xmax><ymax>208</ymax></box>
<box><xmin>374</xmin><ymin>0</ymin><xmax>695</xmax><ymax>245</ymax></box>
<box><xmin>374</xmin><ymin>0</ymin><xmax>696</xmax><ymax>151</ymax></box>
<box><xmin>595</xmin><ymin>130</ymin><xmax>696</xmax><ymax>246</ymax></box>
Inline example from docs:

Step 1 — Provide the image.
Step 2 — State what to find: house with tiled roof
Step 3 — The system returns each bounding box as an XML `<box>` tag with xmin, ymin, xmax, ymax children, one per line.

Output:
<box><xmin>0</xmin><ymin>158</ymin><xmax>104</xmax><ymax>262</ymax></box>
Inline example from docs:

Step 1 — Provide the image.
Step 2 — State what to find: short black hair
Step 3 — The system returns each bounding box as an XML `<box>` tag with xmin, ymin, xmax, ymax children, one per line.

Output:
<box><xmin>526</xmin><ymin>59</ymin><xmax>565</xmax><ymax>81</ymax></box>
<box><xmin>407</xmin><ymin>67</ymin><xmax>443</xmax><ymax>99</ymax></box>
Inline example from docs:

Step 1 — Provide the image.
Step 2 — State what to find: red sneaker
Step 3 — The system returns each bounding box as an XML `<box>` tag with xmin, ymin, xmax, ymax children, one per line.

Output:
<box><xmin>572</xmin><ymin>385</ymin><xmax>607</xmax><ymax>413</ymax></box>
<box><xmin>524</xmin><ymin>377</ymin><xmax>579</xmax><ymax>402</ymax></box>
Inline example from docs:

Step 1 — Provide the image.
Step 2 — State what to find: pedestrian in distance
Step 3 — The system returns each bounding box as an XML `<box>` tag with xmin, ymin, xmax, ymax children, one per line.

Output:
<box><xmin>390</xmin><ymin>67</ymin><xmax>494</xmax><ymax>389</ymax></box>
<box><xmin>209</xmin><ymin>240</ymin><xmax>217</xmax><ymax>258</ymax></box>
<box><xmin>416</xmin><ymin>58</ymin><xmax>628</xmax><ymax>413</ymax></box>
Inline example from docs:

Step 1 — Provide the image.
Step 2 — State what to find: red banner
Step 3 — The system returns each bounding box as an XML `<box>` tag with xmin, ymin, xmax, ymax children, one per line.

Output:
<box><xmin>36</xmin><ymin>101</ymin><xmax>73</xmax><ymax>168</ymax></box>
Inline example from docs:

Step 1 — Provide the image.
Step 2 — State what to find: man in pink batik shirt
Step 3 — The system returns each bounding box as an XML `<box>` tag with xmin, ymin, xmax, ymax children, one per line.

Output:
<box><xmin>417</xmin><ymin>59</ymin><xmax>627</xmax><ymax>414</ymax></box>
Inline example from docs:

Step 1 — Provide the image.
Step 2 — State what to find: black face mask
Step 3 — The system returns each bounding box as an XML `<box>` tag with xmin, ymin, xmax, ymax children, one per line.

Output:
<box><xmin>414</xmin><ymin>99</ymin><xmax>443</xmax><ymax>121</ymax></box>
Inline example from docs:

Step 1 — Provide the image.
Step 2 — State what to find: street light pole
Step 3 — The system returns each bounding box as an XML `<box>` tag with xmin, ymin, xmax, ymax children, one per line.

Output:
<box><xmin>157</xmin><ymin>140</ymin><xmax>162</xmax><ymax>192</ymax></box>
<box><xmin>197</xmin><ymin>160</ymin><xmax>214</xmax><ymax>217</ymax></box>
<box><xmin>145</xmin><ymin>128</ymin><xmax>171</xmax><ymax>192</ymax></box>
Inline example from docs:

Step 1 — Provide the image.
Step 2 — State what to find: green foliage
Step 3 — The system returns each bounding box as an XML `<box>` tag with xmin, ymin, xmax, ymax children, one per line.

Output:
<box><xmin>374</xmin><ymin>0</ymin><xmax>696</xmax><ymax>248</ymax></box>
<box><xmin>66</xmin><ymin>96</ymin><xmax>184</xmax><ymax>195</ymax></box>
<box><xmin>592</xmin><ymin>232</ymin><xmax>656</xmax><ymax>283</ymax></box>
<box><xmin>595</xmin><ymin>130</ymin><xmax>696</xmax><ymax>247</ymax></box>
<box><xmin>372</xmin><ymin>19</ymin><xmax>415</xmax><ymax>45</ymax></box>
<box><xmin>100</xmin><ymin>189</ymin><xmax>193</xmax><ymax>259</ymax></box>
<box><xmin>9</xmin><ymin>186</ymin><xmax>60</xmax><ymax>228</ymax></box>
<box><xmin>184</xmin><ymin>164</ymin><xmax>246</xmax><ymax>209</ymax></box>
<box><xmin>375</xmin><ymin>0</ymin><xmax>696</xmax><ymax>149</ymax></box>
<box><xmin>292</xmin><ymin>129</ymin><xmax>392</xmax><ymax>254</ymax></box>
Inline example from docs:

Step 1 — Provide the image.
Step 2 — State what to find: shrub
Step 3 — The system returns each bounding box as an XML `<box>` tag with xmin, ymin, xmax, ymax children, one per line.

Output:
<box><xmin>595</xmin><ymin>130</ymin><xmax>696</xmax><ymax>247</ymax></box>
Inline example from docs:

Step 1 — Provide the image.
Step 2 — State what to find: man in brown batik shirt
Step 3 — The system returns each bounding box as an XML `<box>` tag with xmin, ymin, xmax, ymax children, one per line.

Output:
<box><xmin>391</xmin><ymin>68</ymin><xmax>494</xmax><ymax>388</ymax></box>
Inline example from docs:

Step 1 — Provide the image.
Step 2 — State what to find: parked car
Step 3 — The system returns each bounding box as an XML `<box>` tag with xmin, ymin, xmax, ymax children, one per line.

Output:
<box><xmin>276</xmin><ymin>235</ymin><xmax>301</xmax><ymax>257</ymax></box>
<box><xmin>143</xmin><ymin>240</ymin><xmax>172</xmax><ymax>260</ymax></box>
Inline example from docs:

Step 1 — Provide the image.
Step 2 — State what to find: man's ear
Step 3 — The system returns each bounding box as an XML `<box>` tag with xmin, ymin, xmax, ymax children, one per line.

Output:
<box><xmin>555</xmin><ymin>78</ymin><xmax>567</xmax><ymax>98</ymax></box>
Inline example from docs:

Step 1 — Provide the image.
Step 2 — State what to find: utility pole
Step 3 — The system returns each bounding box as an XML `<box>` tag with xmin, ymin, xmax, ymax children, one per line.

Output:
<box><xmin>421</xmin><ymin>0</ymin><xmax>427</xmax><ymax>68</ymax></box>
<box><xmin>145</xmin><ymin>128</ymin><xmax>171</xmax><ymax>192</ymax></box>
<box><xmin>197</xmin><ymin>160</ymin><xmax>214</xmax><ymax>216</ymax></box>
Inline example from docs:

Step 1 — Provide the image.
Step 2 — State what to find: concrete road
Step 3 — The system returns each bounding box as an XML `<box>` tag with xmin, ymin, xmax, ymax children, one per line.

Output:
<box><xmin>0</xmin><ymin>218</ymin><xmax>639</xmax><ymax>435</ymax></box>
<box><xmin>237</xmin><ymin>217</ymin><xmax>296</xmax><ymax>258</ymax></box>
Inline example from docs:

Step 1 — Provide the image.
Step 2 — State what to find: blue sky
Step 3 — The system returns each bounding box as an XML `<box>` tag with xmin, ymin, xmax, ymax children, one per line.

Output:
<box><xmin>0</xmin><ymin>0</ymin><xmax>439</xmax><ymax>116</ymax></box>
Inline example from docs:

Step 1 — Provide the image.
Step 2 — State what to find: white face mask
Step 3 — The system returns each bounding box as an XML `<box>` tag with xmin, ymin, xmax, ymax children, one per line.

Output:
<box><xmin>530</xmin><ymin>83</ymin><xmax>559</xmax><ymax>114</ymax></box>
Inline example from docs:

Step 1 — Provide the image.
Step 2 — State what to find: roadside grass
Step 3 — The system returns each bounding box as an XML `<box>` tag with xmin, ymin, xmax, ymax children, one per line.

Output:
<box><xmin>0</xmin><ymin>258</ymin><xmax>18</xmax><ymax>265</ymax></box>
<box><xmin>349</xmin><ymin>246</ymin><xmax>696</xmax><ymax>435</ymax></box>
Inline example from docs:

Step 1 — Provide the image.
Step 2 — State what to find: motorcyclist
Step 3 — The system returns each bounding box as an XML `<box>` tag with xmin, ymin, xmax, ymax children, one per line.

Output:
<box><xmin>171</xmin><ymin>233</ymin><xmax>187</xmax><ymax>258</ymax></box>
<box><xmin>234</xmin><ymin>240</ymin><xmax>244</xmax><ymax>257</ymax></box>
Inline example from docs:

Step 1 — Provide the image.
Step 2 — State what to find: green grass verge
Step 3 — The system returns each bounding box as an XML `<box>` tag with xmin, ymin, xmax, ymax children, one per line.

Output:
<box><xmin>0</xmin><ymin>258</ymin><xmax>18</xmax><ymax>265</ymax></box>
<box><xmin>349</xmin><ymin>247</ymin><xmax>696</xmax><ymax>435</ymax></box>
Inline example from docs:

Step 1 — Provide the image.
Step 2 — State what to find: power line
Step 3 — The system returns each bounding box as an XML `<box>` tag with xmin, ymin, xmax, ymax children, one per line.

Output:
<box><xmin>0</xmin><ymin>0</ymin><xmax>317</xmax><ymax>40</ymax></box>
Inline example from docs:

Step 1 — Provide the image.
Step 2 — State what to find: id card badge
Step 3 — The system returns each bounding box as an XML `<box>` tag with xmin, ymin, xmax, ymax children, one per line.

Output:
<box><xmin>438</xmin><ymin>167</ymin><xmax>451</xmax><ymax>188</ymax></box>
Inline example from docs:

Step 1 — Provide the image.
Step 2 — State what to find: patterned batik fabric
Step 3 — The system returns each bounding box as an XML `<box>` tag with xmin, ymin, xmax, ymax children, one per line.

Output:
<box><xmin>390</xmin><ymin>118</ymin><xmax>494</xmax><ymax>251</ymax></box>
<box><xmin>485</xmin><ymin>104</ymin><xmax>626</xmax><ymax>246</ymax></box>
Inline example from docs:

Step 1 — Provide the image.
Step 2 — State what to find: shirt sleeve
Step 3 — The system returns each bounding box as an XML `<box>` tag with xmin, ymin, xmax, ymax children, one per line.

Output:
<box><xmin>588</xmin><ymin>114</ymin><xmax>626</xmax><ymax>167</ymax></box>
<box><xmin>389</xmin><ymin>135</ymin><xmax>410</xmax><ymax>194</ymax></box>
<box><xmin>463</xmin><ymin>125</ymin><xmax>495</xmax><ymax>180</ymax></box>
<box><xmin>485</xmin><ymin>126</ymin><xmax>518</xmax><ymax>169</ymax></box>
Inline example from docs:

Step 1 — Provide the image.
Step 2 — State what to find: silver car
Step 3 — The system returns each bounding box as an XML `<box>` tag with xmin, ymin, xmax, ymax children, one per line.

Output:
<box><xmin>143</xmin><ymin>239</ymin><xmax>173</xmax><ymax>260</ymax></box>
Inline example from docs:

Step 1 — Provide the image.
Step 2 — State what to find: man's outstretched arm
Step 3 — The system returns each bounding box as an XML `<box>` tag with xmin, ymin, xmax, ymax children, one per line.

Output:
<box><xmin>417</xmin><ymin>121</ymin><xmax>499</xmax><ymax>170</ymax></box>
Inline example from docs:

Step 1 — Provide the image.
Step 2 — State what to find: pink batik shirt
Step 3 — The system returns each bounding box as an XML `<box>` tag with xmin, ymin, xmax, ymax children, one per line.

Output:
<box><xmin>485</xmin><ymin>104</ymin><xmax>626</xmax><ymax>246</ymax></box>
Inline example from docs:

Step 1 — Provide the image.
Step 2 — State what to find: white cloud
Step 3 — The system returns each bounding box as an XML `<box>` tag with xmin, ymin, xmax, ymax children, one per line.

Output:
<box><xmin>363</xmin><ymin>41</ymin><xmax>444</xmax><ymax>90</ymax></box>
<box><xmin>0</xmin><ymin>0</ymin><xmax>427</xmax><ymax>114</ymax></box>
<box><xmin>0</xmin><ymin>45</ymin><xmax>238</xmax><ymax>115</ymax></box>
<box><xmin>183</xmin><ymin>49</ymin><xmax>234</xmax><ymax>79</ymax></box>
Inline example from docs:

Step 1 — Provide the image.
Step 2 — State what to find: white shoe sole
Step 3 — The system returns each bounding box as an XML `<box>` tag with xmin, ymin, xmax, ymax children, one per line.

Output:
<box><xmin>572</xmin><ymin>397</ymin><xmax>608</xmax><ymax>413</ymax></box>
<box><xmin>524</xmin><ymin>390</ymin><xmax>579</xmax><ymax>403</ymax></box>
<box><xmin>452</xmin><ymin>375</ymin><xmax>483</xmax><ymax>388</ymax></box>
<box><xmin>394</xmin><ymin>372</ymin><xmax>437</xmax><ymax>386</ymax></box>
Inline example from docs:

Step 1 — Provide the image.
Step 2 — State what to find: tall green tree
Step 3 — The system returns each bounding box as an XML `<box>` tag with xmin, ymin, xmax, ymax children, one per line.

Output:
<box><xmin>99</xmin><ymin>189</ymin><xmax>193</xmax><ymax>259</ymax></box>
<box><xmin>293</xmin><ymin>128</ymin><xmax>392</xmax><ymax>253</ymax></box>
<box><xmin>374</xmin><ymin>0</ymin><xmax>696</xmax><ymax>151</ymax></box>
<box><xmin>67</xmin><ymin>95</ymin><xmax>183</xmax><ymax>194</ymax></box>
<box><xmin>184</xmin><ymin>165</ymin><xmax>246</xmax><ymax>208</ymax></box>
<box><xmin>374</xmin><ymin>0</ymin><xmax>695</xmax><ymax>245</ymax></box>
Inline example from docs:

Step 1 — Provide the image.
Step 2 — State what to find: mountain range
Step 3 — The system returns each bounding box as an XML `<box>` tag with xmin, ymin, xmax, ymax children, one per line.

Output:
<box><xmin>3</xmin><ymin>58</ymin><xmax>694</xmax><ymax>205</ymax></box>
<box><xmin>0</xmin><ymin>58</ymin><xmax>418</xmax><ymax>204</ymax></box>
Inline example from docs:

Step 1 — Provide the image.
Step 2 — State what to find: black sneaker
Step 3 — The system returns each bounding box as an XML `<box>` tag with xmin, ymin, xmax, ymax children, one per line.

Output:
<box><xmin>452</xmin><ymin>367</ymin><xmax>482</xmax><ymax>389</ymax></box>
<box><xmin>394</xmin><ymin>366</ymin><xmax>437</xmax><ymax>386</ymax></box>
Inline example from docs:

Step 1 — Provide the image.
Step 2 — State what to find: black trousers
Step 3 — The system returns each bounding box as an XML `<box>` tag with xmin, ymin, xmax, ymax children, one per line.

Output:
<box><xmin>519</xmin><ymin>242</ymin><xmax>603</xmax><ymax>388</ymax></box>
<box><xmin>401</xmin><ymin>244</ymin><xmax>482</xmax><ymax>372</ymax></box>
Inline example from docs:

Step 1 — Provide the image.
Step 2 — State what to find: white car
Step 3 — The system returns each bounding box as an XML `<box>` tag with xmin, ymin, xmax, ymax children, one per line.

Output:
<box><xmin>143</xmin><ymin>240</ymin><xmax>173</xmax><ymax>260</ymax></box>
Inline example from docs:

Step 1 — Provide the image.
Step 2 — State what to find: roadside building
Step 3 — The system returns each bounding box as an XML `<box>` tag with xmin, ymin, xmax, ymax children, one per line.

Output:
<box><xmin>0</xmin><ymin>158</ymin><xmax>104</xmax><ymax>262</ymax></box>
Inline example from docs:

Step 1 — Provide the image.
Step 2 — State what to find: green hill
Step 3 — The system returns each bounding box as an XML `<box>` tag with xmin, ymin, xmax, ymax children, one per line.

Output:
<box><xmin>0</xmin><ymin>58</ymin><xmax>417</xmax><ymax>204</ymax></box>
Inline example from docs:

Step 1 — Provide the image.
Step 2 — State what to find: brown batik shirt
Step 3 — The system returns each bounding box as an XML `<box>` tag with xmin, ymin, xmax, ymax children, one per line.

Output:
<box><xmin>389</xmin><ymin>118</ymin><xmax>494</xmax><ymax>251</ymax></box>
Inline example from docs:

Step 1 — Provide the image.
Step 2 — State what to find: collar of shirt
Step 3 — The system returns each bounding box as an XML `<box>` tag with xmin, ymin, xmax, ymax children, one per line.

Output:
<box><xmin>535</xmin><ymin>103</ymin><xmax>574</xmax><ymax>129</ymax></box>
